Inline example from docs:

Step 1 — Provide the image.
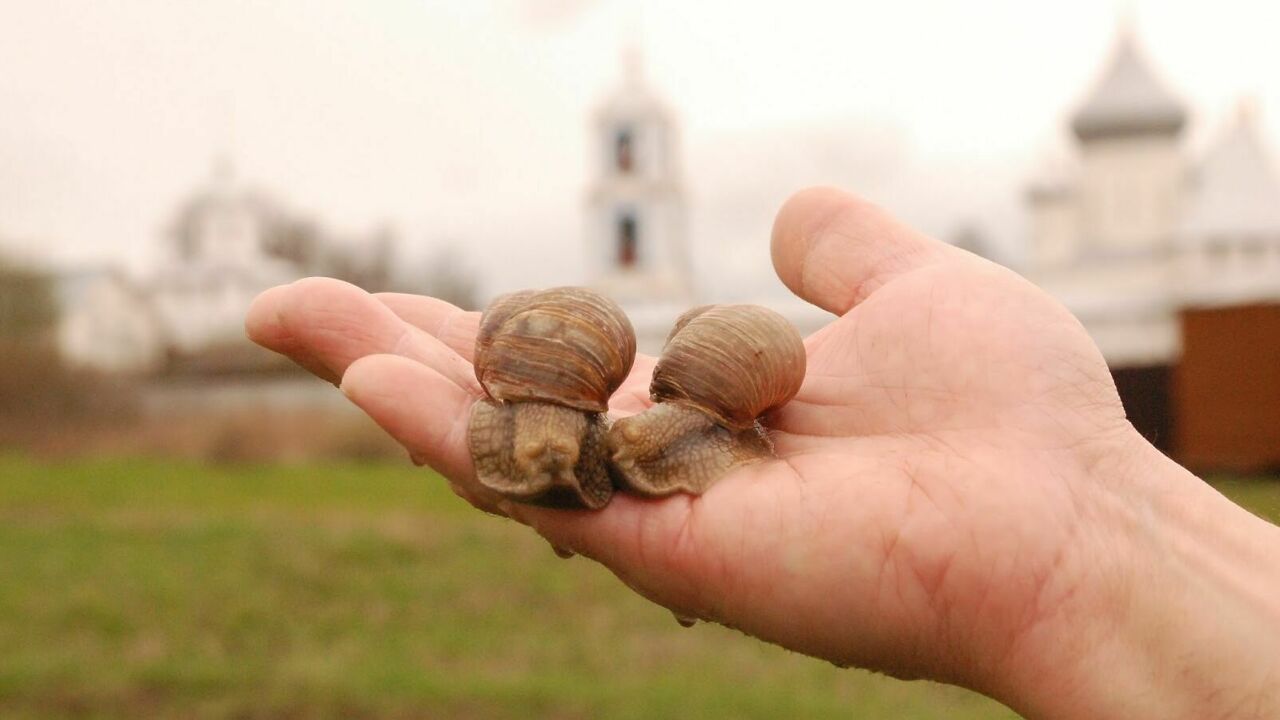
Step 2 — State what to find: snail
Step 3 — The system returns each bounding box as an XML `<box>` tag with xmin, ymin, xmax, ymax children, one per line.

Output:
<box><xmin>467</xmin><ymin>287</ymin><xmax>636</xmax><ymax>509</ymax></box>
<box><xmin>608</xmin><ymin>304</ymin><xmax>806</xmax><ymax>495</ymax></box>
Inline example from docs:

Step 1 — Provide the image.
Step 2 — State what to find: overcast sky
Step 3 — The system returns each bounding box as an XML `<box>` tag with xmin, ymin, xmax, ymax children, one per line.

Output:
<box><xmin>2</xmin><ymin>0</ymin><xmax>1279</xmax><ymax>299</ymax></box>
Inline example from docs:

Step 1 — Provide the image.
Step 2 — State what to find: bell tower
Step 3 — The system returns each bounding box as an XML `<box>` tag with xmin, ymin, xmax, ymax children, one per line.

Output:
<box><xmin>1069</xmin><ymin>28</ymin><xmax>1187</xmax><ymax>256</ymax></box>
<box><xmin>586</xmin><ymin>48</ymin><xmax>692</xmax><ymax>306</ymax></box>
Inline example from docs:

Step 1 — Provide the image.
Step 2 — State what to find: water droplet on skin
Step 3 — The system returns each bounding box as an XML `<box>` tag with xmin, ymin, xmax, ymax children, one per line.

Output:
<box><xmin>672</xmin><ymin>612</ymin><xmax>697</xmax><ymax>628</ymax></box>
<box><xmin>551</xmin><ymin>545</ymin><xmax>575</xmax><ymax>559</ymax></box>
<box><xmin>828</xmin><ymin>660</ymin><xmax>851</xmax><ymax>670</ymax></box>
<box><xmin>408</xmin><ymin>452</ymin><xmax>430</xmax><ymax>467</ymax></box>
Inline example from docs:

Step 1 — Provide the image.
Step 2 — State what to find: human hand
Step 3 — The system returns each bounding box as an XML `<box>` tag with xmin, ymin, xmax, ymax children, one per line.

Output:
<box><xmin>246</xmin><ymin>187</ymin><xmax>1280</xmax><ymax>719</ymax></box>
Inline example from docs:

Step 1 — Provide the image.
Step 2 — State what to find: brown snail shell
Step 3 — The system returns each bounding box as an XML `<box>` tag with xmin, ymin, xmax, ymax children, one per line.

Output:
<box><xmin>468</xmin><ymin>287</ymin><xmax>635</xmax><ymax>509</ymax></box>
<box><xmin>608</xmin><ymin>304</ymin><xmax>806</xmax><ymax>496</ymax></box>
<box><xmin>651</xmin><ymin>305</ymin><xmax>806</xmax><ymax>428</ymax></box>
<box><xmin>474</xmin><ymin>287</ymin><xmax>636</xmax><ymax>412</ymax></box>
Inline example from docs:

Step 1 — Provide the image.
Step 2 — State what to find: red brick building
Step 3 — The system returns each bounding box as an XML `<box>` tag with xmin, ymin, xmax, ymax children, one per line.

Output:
<box><xmin>1174</xmin><ymin>305</ymin><xmax>1280</xmax><ymax>472</ymax></box>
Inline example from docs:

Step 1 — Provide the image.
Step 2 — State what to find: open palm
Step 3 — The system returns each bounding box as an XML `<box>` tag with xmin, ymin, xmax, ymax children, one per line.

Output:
<box><xmin>247</xmin><ymin>187</ymin><xmax>1148</xmax><ymax>701</ymax></box>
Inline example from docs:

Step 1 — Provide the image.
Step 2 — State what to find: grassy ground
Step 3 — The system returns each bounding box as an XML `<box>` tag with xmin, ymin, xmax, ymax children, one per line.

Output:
<box><xmin>1</xmin><ymin>456</ymin><xmax>1276</xmax><ymax>719</ymax></box>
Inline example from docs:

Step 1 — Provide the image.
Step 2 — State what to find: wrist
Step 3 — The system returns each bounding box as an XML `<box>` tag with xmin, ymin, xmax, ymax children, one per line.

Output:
<box><xmin>1001</xmin><ymin>433</ymin><xmax>1280</xmax><ymax>720</ymax></box>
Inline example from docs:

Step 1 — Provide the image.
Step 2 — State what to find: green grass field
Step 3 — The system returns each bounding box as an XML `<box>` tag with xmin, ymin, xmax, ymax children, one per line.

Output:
<box><xmin>1</xmin><ymin>455</ymin><xmax>1276</xmax><ymax>719</ymax></box>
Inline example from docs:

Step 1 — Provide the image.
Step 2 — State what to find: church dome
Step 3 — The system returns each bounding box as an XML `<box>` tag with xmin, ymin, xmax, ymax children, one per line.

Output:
<box><xmin>1179</xmin><ymin>103</ymin><xmax>1280</xmax><ymax>241</ymax></box>
<box><xmin>1070</xmin><ymin>32</ymin><xmax>1187</xmax><ymax>141</ymax></box>
<box><xmin>592</xmin><ymin>47</ymin><xmax>675</xmax><ymax>126</ymax></box>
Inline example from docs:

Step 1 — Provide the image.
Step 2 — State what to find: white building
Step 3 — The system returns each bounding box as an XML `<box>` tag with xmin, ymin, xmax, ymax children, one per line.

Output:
<box><xmin>1026</xmin><ymin>28</ymin><xmax>1280</xmax><ymax>368</ymax></box>
<box><xmin>58</xmin><ymin>159</ymin><xmax>302</xmax><ymax>372</ymax></box>
<box><xmin>56</xmin><ymin>267</ymin><xmax>164</xmax><ymax>373</ymax></box>
<box><xmin>586</xmin><ymin>52</ymin><xmax>830</xmax><ymax>352</ymax></box>
<box><xmin>1176</xmin><ymin>102</ymin><xmax>1280</xmax><ymax>309</ymax></box>
<box><xmin>151</xmin><ymin>158</ymin><xmax>297</xmax><ymax>356</ymax></box>
<box><xmin>586</xmin><ymin>50</ymin><xmax>696</xmax><ymax>352</ymax></box>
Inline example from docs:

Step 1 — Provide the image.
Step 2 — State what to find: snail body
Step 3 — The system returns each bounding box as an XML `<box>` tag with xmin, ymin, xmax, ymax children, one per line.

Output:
<box><xmin>468</xmin><ymin>287</ymin><xmax>636</xmax><ymax>509</ymax></box>
<box><xmin>608</xmin><ymin>304</ymin><xmax>806</xmax><ymax>495</ymax></box>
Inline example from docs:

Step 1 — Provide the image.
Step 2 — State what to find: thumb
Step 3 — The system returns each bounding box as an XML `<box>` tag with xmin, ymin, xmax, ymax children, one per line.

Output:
<box><xmin>771</xmin><ymin>187</ymin><xmax>958</xmax><ymax>315</ymax></box>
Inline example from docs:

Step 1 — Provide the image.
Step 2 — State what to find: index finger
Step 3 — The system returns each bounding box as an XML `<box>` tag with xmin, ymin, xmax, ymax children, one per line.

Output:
<box><xmin>375</xmin><ymin>293</ymin><xmax>481</xmax><ymax>361</ymax></box>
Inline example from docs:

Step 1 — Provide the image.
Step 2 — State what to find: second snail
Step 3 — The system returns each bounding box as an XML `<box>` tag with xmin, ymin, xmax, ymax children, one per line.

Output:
<box><xmin>466</xmin><ymin>287</ymin><xmax>806</xmax><ymax>509</ymax></box>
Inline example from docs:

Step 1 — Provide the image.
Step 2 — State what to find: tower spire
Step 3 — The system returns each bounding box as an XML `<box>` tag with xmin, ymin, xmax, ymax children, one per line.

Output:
<box><xmin>621</xmin><ymin>43</ymin><xmax>643</xmax><ymax>85</ymax></box>
<box><xmin>585</xmin><ymin>40</ymin><xmax>691</xmax><ymax>313</ymax></box>
<box><xmin>1116</xmin><ymin>0</ymin><xmax>1136</xmax><ymax>40</ymax></box>
<box><xmin>619</xmin><ymin>0</ymin><xmax>644</xmax><ymax>86</ymax></box>
<box><xmin>1070</xmin><ymin>24</ymin><xmax>1186</xmax><ymax>140</ymax></box>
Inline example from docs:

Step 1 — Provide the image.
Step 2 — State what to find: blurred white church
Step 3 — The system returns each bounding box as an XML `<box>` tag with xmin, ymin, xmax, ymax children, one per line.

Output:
<box><xmin>58</xmin><ymin>160</ymin><xmax>390</xmax><ymax>374</ymax></box>
<box><xmin>1026</xmin><ymin>27</ymin><xmax>1280</xmax><ymax>465</ymax></box>
<box><xmin>58</xmin><ymin>162</ymin><xmax>298</xmax><ymax>373</ymax></box>
<box><xmin>151</xmin><ymin>158</ymin><xmax>301</xmax><ymax>359</ymax></box>
<box><xmin>585</xmin><ymin>50</ymin><xmax>829</xmax><ymax>351</ymax></box>
<box><xmin>1028</xmin><ymin>29</ymin><xmax>1280</xmax><ymax>365</ymax></box>
<box><xmin>584</xmin><ymin>50</ymin><xmax>695</xmax><ymax>352</ymax></box>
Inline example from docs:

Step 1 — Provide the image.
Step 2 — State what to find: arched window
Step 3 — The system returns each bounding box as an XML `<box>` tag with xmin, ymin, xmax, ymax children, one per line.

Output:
<box><xmin>617</xmin><ymin>212</ymin><xmax>638</xmax><ymax>268</ymax></box>
<box><xmin>614</xmin><ymin>127</ymin><xmax>635</xmax><ymax>173</ymax></box>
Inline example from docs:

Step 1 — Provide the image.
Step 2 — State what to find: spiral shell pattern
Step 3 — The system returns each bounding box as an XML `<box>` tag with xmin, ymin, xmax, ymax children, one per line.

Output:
<box><xmin>650</xmin><ymin>304</ymin><xmax>805</xmax><ymax>429</ymax></box>
<box><xmin>474</xmin><ymin>287</ymin><xmax>636</xmax><ymax>413</ymax></box>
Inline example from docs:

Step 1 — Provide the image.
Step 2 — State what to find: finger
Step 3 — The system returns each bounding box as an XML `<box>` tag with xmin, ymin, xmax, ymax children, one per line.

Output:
<box><xmin>376</xmin><ymin>292</ymin><xmax>481</xmax><ymax>361</ymax></box>
<box><xmin>771</xmin><ymin>186</ymin><xmax>957</xmax><ymax>315</ymax></box>
<box><xmin>510</xmin><ymin>457</ymin><xmax>930</xmax><ymax>671</ymax></box>
<box><xmin>375</xmin><ymin>292</ymin><xmax>659</xmax><ymax>411</ymax></box>
<box><xmin>245</xmin><ymin>283</ymin><xmax>341</xmax><ymax>383</ymax></box>
<box><xmin>272</xmin><ymin>278</ymin><xmax>478</xmax><ymax>392</ymax></box>
<box><xmin>341</xmin><ymin>353</ymin><xmax>503</xmax><ymax>512</ymax></box>
<box><xmin>608</xmin><ymin>354</ymin><xmax>658</xmax><ymax>416</ymax></box>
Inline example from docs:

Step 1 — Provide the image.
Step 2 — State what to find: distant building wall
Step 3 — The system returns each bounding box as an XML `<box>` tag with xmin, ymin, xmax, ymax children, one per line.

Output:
<box><xmin>1175</xmin><ymin>304</ymin><xmax>1280</xmax><ymax>472</ymax></box>
<box><xmin>57</xmin><ymin>271</ymin><xmax>163</xmax><ymax>373</ymax></box>
<box><xmin>1026</xmin><ymin>187</ymin><xmax>1078</xmax><ymax>269</ymax></box>
<box><xmin>1076</xmin><ymin>134</ymin><xmax>1183</xmax><ymax>253</ymax></box>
